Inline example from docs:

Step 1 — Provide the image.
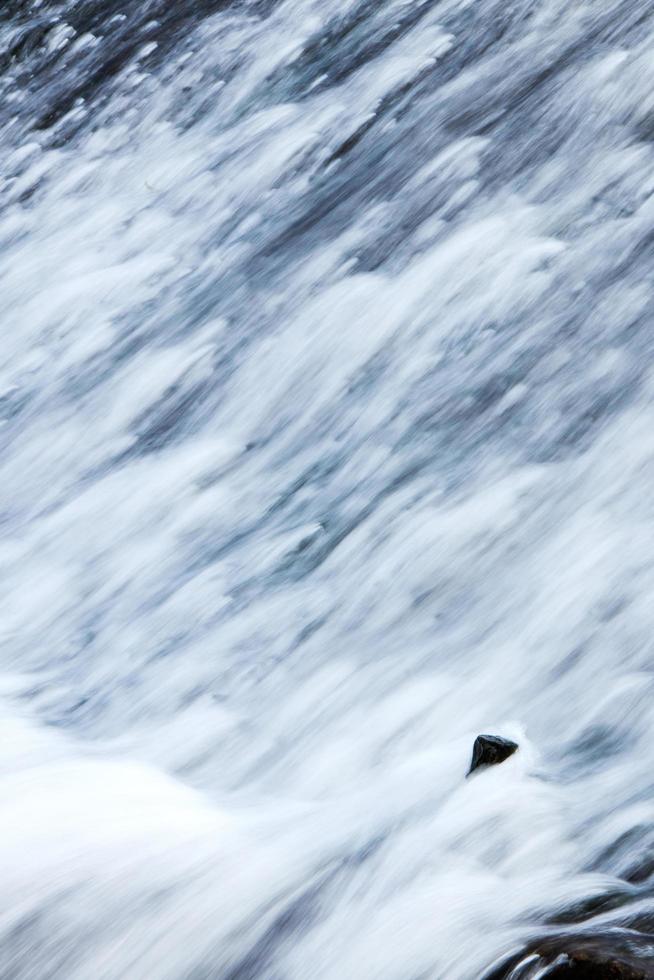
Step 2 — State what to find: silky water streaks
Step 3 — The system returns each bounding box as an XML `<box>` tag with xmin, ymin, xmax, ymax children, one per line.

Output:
<box><xmin>2</xmin><ymin>0</ymin><xmax>654</xmax><ymax>978</ymax></box>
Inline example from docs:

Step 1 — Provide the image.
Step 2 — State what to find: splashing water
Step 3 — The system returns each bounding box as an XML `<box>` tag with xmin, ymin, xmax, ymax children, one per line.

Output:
<box><xmin>2</xmin><ymin>1</ymin><xmax>654</xmax><ymax>977</ymax></box>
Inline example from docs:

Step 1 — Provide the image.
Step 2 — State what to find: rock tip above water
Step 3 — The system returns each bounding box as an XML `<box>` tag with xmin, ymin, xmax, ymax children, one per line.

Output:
<box><xmin>467</xmin><ymin>733</ymin><xmax>519</xmax><ymax>776</ymax></box>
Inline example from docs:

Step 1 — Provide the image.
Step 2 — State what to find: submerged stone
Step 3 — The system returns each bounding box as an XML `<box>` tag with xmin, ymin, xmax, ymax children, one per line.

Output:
<box><xmin>467</xmin><ymin>734</ymin><xmax>518</xmax><ymax>776</ymax></box>
<box><xmin>481</xmin><ymin>932</ymin><xmax>653</xmax><ymax>980</ymax></box>
<box><xmin>485</xmin><ymin>952</ymin><xmax>648</xmax><ymax>979</ymax></box>
<box><xmin>544</xmin><ymin>956</ymin><xmax>647</xmax><ymax>979</ymax></box>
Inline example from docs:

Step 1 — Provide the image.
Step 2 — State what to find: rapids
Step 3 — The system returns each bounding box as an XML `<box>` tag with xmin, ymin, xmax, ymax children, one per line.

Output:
<box><xmin>2</xmin><ymin>1</ymin><xmax>654</xmax><ymax>977</ymax></box>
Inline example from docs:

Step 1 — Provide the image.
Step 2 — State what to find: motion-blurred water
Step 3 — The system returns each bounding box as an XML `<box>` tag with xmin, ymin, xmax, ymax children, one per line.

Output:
<box><xmin>2</xmin><ymin>1</ymin><xmax>654</xmax><ymax>977</ymax></box>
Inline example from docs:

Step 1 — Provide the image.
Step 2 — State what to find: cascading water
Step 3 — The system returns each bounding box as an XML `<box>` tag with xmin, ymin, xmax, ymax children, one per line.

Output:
<box><xmin>2</xmin><ymin>1</ymin><xmax>654</xmax><ymax>977</ymax></box>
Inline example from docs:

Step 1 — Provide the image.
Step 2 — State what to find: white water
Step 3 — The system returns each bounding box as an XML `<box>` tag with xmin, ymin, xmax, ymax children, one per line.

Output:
<box><xmin>2</xmin><ymin>1</ymin><xmax>654</xmax><ymax>977</ymax></box>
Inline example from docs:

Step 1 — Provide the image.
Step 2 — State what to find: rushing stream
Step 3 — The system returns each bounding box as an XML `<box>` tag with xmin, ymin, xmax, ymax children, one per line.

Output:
<box><xmin>2</xmin><ymin>1</ymin><xmax>654</xmax><ymax>977</ymax></box>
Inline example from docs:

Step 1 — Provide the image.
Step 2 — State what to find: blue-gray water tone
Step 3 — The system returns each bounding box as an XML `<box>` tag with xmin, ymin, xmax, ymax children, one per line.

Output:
<box><xmin>2</xmin><ymin>1</ymin><xmax>654</xmax><ymax>977</ymax></box>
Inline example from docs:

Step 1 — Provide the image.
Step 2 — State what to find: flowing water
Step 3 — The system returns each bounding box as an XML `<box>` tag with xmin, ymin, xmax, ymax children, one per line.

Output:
<box><xmin>2</xmin><ymin>1</ymin><xmax>654</xmax><ymax>977</ymax></box>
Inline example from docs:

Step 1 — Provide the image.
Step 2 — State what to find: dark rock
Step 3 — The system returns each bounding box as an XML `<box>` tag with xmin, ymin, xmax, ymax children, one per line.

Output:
<box><xmin>543</xmin><ymin>955</ymin><xmax>647</xmax><ymax>979</ymax></box>
<box><xmin>482</xmin><ymin>931</ymin><xmax>654</xmax><ymax>980</ymax></box>
<box><xmin>467</xmin><ymin>734</ymin><xmax>518</xmax><ymax>776</ymax></box>
<box><xmin>486</xmin><ymin>951</ymin><xmax>648</xmax><ymax>979</ymax></box>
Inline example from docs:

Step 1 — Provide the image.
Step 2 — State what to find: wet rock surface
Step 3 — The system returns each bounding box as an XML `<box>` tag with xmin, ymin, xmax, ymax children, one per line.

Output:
<box><xmin>483</xmin><ymin>932</ymin><xmax>654</xmax><ymax>980</ymax></box>
<box><xmin>467</xmin><ymin>734</ymin><xmax>519</xmax><ymax>775</ymax></box>
<box><xmin>544</xmin><ymin>959</ymin><xmax>648</xmax><ymax>979</ymax></box>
